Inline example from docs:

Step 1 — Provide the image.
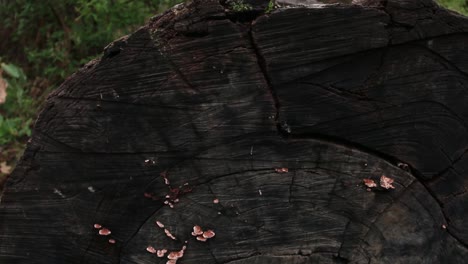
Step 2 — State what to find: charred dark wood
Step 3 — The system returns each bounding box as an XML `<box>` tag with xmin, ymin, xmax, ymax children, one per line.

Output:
<box><xmin>2</xmin><ymin>0</ymin><xmax>468</xmax><ymax>263</ymax></box>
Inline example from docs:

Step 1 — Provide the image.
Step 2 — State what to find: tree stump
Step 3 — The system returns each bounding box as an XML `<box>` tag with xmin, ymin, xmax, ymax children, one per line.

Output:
<box><xmin>2</xmin><ymin>0</ymin><xmax>468</xmax><ymax>263</ymax></box>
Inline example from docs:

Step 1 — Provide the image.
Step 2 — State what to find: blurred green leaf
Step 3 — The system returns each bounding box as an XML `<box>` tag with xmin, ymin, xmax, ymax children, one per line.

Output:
<box><xmin>1</xmin><ymin>63</ymin><xmax>22</xmax><ymax>79</ymax></box>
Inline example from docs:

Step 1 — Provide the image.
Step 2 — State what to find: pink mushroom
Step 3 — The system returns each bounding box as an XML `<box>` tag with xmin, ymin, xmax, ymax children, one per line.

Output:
<box><xmin>196</xmin><ymin>236</ymin><xmax>207</xmax><ymax>242</ymax></box>
<box><xmin>156</xmin><ymin>221</ymin><xmax>165</xmax><ymax>228</ymax></box>
<box><xmin>193</xmin><ymin>225</ymin><xmax>203</xmax><ymax>236</ymax></box>
<box><xmin>203</xmin><ymin>230</ymin><xmax>215</xmax><ymax>239</ymax></box>
<box><xmin>146</xmin><ymin>246</ymin><xmax>157</xmax><ymax>254</ymax></box>
<box><xmin>157</xmin><ymin>249</ymin><xmax>167</xmax><ymax>257</ymax></box>
<box><xmin>98</xmin><ymin>228</ymin><xmax>111</xmax><ymax>236</ymax></box>
<box><xmin>167</xmin><ymin>251</ymin><xmax>180</xmax><ymax>260</ymax></box>
<box><xmin>164</xmin><ymin>229</ymin><xmax>177</xmax><ymax>240</ymax></box>
<box><xmin>363</xmin><ymin>178</ymin><xmax>377</xmax><ymax>188</ymax></box>
<box><xmin>380</xmin><ymin>175</ymin><xmax>395</xmax><ymax>189</ymax></box>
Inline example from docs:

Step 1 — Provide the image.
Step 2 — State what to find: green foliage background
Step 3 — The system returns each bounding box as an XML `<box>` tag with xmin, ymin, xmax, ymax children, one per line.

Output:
<box><xmin>0</xmin><ymin>0</ymin><xmax>466</xmax><ymax>166</ymax></box>
<box><xmin>0</xmin><ymin>0</ymin><xmax>183</xmax><ymax>164</ymax></box>
<box><xmin>0</xmin><ymin>0</ymin><xmax>183</xmax><ymax>82</ymax></box>
<box><xmin>438</xmin><ymin>0</ymin><xmax>468</xmax><ymax>15</ymax></box>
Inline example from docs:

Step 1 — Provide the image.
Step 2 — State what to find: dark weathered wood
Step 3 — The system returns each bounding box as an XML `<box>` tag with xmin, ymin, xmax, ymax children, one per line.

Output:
<box><xmin>1</xmin><ymin>0</ymin><xmax>468</xmax><ymax>263</ymax></box>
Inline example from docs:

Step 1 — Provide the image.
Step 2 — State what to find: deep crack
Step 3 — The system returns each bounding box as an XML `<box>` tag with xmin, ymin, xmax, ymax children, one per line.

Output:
<box><xmin>247</xmin><ymin>21</ymin><xmax>285</xmax><ymax>137</ymax></box>
<box><xmin>407</xmin><ymin>165</ymin><xmax>468</xmax><ymax>249</ymax></box>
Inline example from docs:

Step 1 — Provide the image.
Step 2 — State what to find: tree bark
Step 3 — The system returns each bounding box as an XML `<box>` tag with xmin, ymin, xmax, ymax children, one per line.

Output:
<box><xmin>2</xmin><ymin>0</ymin><xmax>468</xmax><ymax>263</ymax></box>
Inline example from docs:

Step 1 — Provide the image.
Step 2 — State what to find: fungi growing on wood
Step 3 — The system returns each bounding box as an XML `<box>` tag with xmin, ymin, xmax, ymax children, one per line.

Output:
<box><xmin>98</xmin><ymin>228</ymin><xmax>111</xmax><ymax>236</ymax></box>
<box><xmin>191</xmin><ymin>225</ymin><xmax>215</xmax><ymax>242</ymax></box>
<box><xmin>152</xmin><ymin>171</ymin><xmax>193</xmax><ymax>209</ymax></box>
<box><xmin>192</xmin><ymin>225</ymin><xmax>203</xmax><ymax>236</ymax></box>
<box><xmin>166</xmin><ymin>244</ymin><xmax>187</xmax><ymax>263</ymax></box>
<box><xmin>380</xmin><ymin>175</ymin><xmax>395</xmax><ymax>189</ymax></box>
<box><xmin>157</xmin><ymin>249</ymin><xmax>168</xmax><ymax>257</ymax></box>
<box><xmin>203</xmin><ymin>230</ymin><xmax>216</xmax><ymax>239</ymax></box>
<box><xmin>161</xmin><ymin>171</ymin><xmax>171</xmax><ymax>185</ymax></box>
<box><xmin>275</xmin><ymin>168</ymin><xmax>289</xmax><ymax>173</ymax></box>
<box><xmin>196</xmin><ymin>236</ymin><xmax>207</xmax><ymax>242</ymax></box>
<box><xmin>144</xmin><ymin>157</ymin><xmax>158</xmax><ymax>166</ymax></box>
<box><xmin>156</xmin><ymin>221</ymin><xmax>165</xmax><ymax>228</ymax></box>
<box><xmin>164</xmin><ymin>228</ymin><xmax>177</xmax><ymax>240</ymax></box>
<box><xmin>146</xmin><ymin>246</ymin><xmax>157</xmax><ymax>254</ymax></box>
<box><xmin>2</xmin><ymin>0</ymin><xmax>468</xmax><ymax>263</ymax></box>
<box><xmin>363</xmin><ymin>178</ymin><xmax>377</xmax><ymax>188</ymax></box>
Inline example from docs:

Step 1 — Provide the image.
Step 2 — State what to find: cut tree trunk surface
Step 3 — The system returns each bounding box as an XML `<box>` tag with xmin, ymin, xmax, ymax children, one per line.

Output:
<box><xmin>2</xmin><ymin>0</ymin><xmax>468</xmax><ymax>263</ymax></box>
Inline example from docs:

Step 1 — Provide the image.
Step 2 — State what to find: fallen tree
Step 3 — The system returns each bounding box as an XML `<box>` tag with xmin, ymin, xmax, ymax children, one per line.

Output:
<box><xmin>1</xmin><ymin>0</ymin><xmax>468</xmax><ymax>263</ymax></box>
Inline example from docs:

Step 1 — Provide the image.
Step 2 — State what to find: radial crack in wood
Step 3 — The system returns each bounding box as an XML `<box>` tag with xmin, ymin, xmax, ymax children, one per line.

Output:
<box><xmin>2</xmin><ymin>0</ymin><xmax>468</xmax><ymax>263</ymax></box>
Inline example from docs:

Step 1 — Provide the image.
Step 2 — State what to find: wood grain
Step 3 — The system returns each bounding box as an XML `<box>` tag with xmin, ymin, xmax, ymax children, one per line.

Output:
<box><xmin>1</xmin><ymin>0</ymin><xmax>468</xmax><ymax>263</ymax></box>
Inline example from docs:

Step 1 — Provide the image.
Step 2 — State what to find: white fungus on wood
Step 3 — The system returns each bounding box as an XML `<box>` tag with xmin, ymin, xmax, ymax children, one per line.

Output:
<box><xmin>380</xmin><ymin>175</ymin><xmax>395</xmax><ymax>189</ymax></box>
<box><xmin>164</xmin><ymin>228</ymin><xmax>177</xmax><ymax>240</ymax></box>
<box><xmin>146</xmin><ymin>246</ymin><xmax>157</xmax><ymax>254</ymax></box>
<box><xmin>156</xmin><ymin>221</ymin><xmax>165</xmax><ymax>228</ymax></box>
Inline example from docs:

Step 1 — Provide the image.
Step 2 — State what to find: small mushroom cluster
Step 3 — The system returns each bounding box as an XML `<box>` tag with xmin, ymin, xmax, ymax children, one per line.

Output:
<box><xmin>147</xmin><ymin>220</ymin><xmax>188</xmax><ymax>263</ymax></box>
<box><xmin>363</xmin><ymin>175</ymin><xmax>395</xmax><ymax>190</ymax></box>
<box><xmin>191</xmin><ymin>225</ymin><xmax>215</xmax><ymax>242</ymax></box>
<box><xmin>143</xmin><ymin>171</ymin><xmax>192</xmax><ymax>209</ymax></box>
<box><xmin>161</xmin><ymin>171</ymin><xmax>192</xmax><ymax>208</ymax></box>
<box><xmin>146</xmin><ymin>221</ymin><xmax>216</xmax><ymax>263</ymax></box>
<box><xmin>94</xmin><ymin>224</ymin><xmax>115</xmax><ymax>244</ymax></box>
<box><xmin>146</xmin><ymin>246</ymin><xmax>170</xmax><ymax>258</ymax></box>
<box><xmin>166</xmin><ymin>245</ymin><xmax>187</xmax><ymax>264</ymax></box>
